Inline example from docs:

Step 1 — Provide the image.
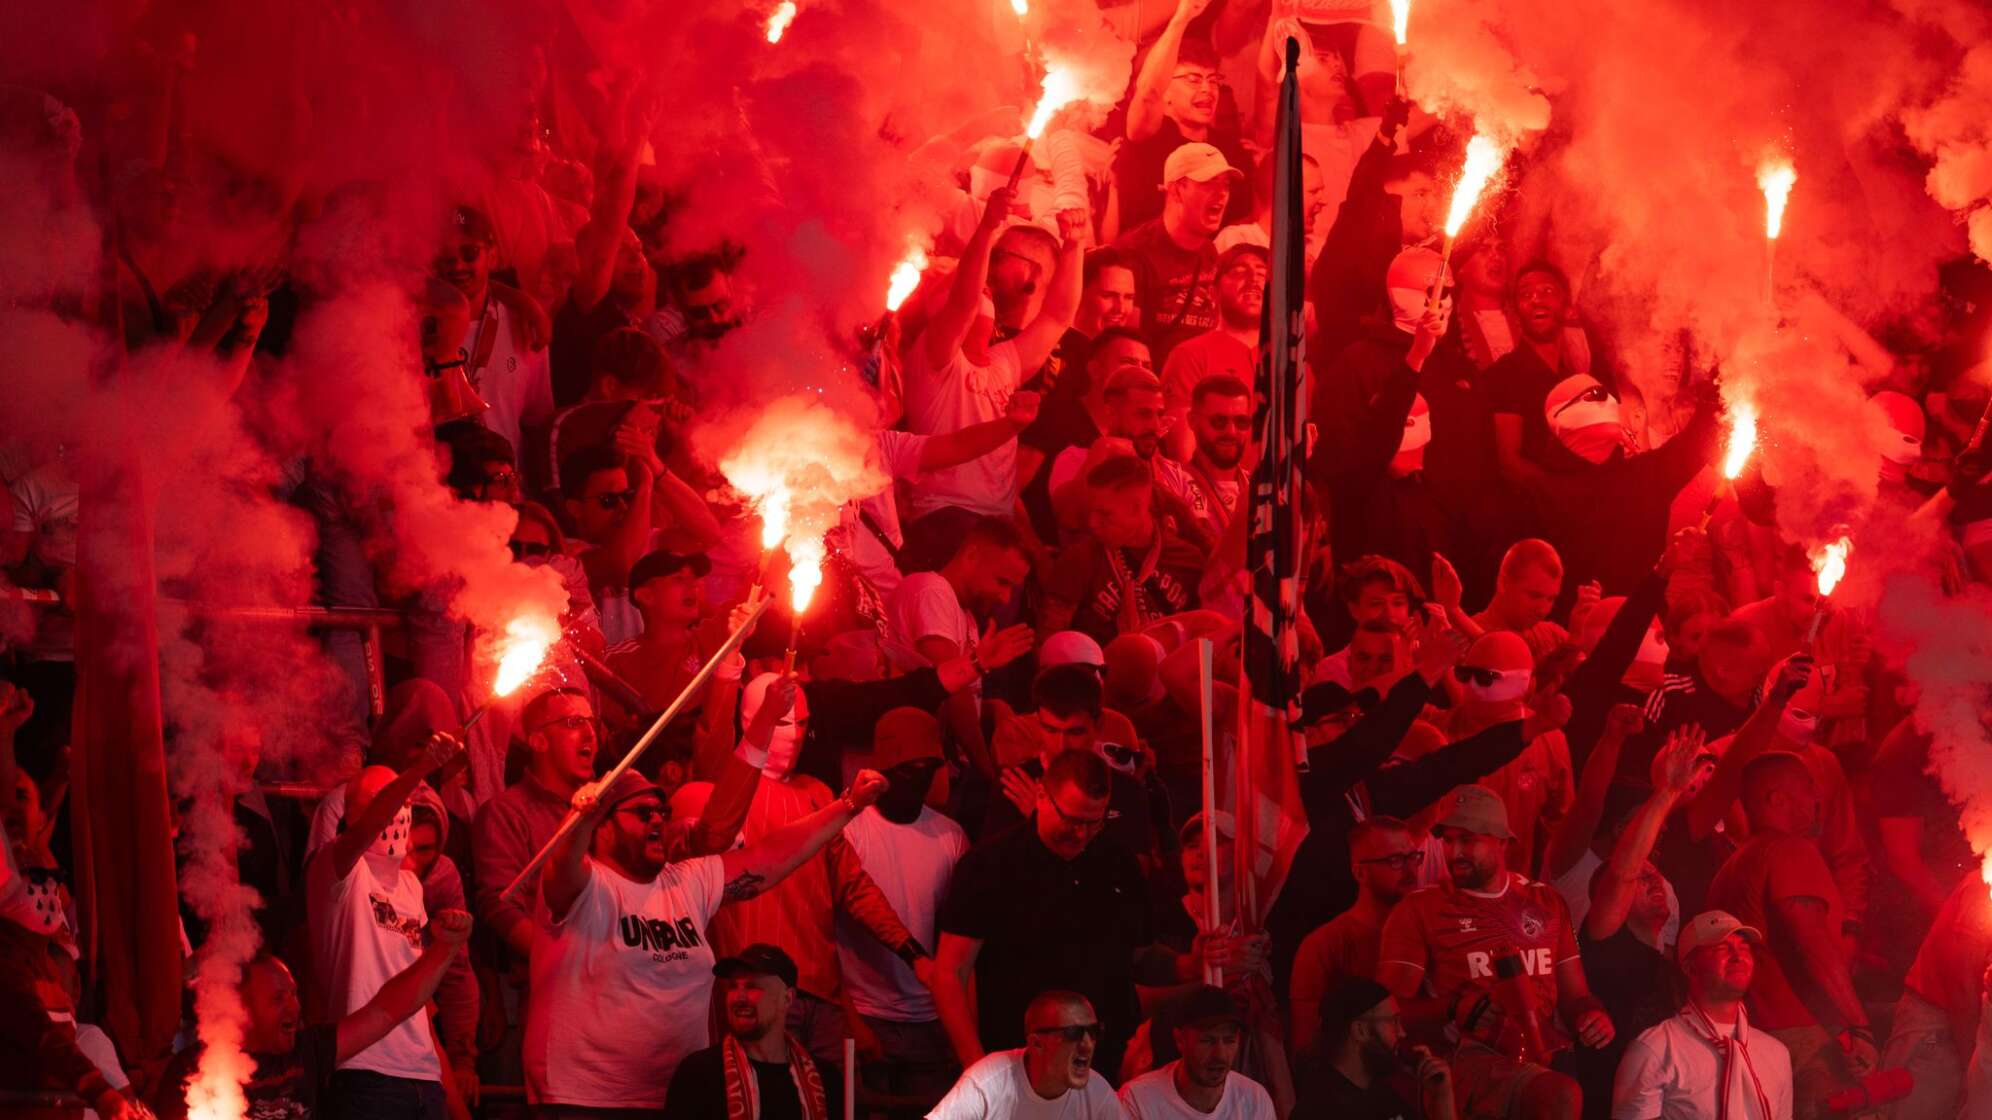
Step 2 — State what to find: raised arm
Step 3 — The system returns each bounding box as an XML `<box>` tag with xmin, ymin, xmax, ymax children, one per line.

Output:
<box><xmin>1126</xmin><ymin>0</ymin><xmax>1214</xmax><ymax>141</ymax></box>
<box><xmin>1546</xmin><ymin>704</ymin><xmax>1641</xmax><ymax>880</ymax></box>
<box><xmin>1008</xmin><ymin>213</ymin><xmax>1086</xmax><ymax>374</ymax></box>
<box><xmin>1686</xmin><ymin>656</ymin><xmax>1810</xmax><ymax>839</ymax></box>
<box><xmin>569</xmin><ymin>78</ymin><xmax>657</xmax><ymax>314</ymax></box>
<box><xmin>328</xmin><ymin>733</ymin><xmax>460</xmax><ymax>881</ymax></box>
<box><xmin>917</xmin><ymin>391</ymin><xmax>1040</xmax><ymax>471</ymax></box>
<box><xmin>1585</xmin><ymin>728</ymin><xmax>1704</xmax><ymax>942</ymax></box>
<box><xmin>579</xmin><ymin>450</ymin><xmax>655</xmax><ymax>592</ymax></box>
<box><xmin>338</xmin><ymin>909</ymin><xmax>475</xmax><ymax>1063</ymax></box>
<box><xmin>717</xmin><ymin>770</ymin><xmax>888</xmax><ymax>902</ymax></box>
<box><xmin>922</xmin><ymin>188</ymin><xmax>1010</xmax><ymax>369</ymax></box>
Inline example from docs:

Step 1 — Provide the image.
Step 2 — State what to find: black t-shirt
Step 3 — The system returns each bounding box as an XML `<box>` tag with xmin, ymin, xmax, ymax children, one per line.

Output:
<box><xmin>662</xmin><ymin>1044</ymin><xmax>842</xmax><ymax>1120</ymax></box>
<box><xmin>1578</xmin><ymin>924</ymin><xmax>1674</xmax><ymax>1048</ymax></box>
<box><xmin>1486</xmin><ymin>344</ymin><xmax>1616</xmax><ymax>477</ymax></box>
<box><xmin>1112</xmin><ymin>119</ymin><xmax>1254</xmax><ymax>233</ymax></box>
<box><xmin>1113</xmin><ymin>220</ymin><xmax>1222</xmax><ymax>368</ymax></box>
<box><xmin>1292</xmin><ymin>1060</ymin><xmax>1415</xmax><ymax>1120</ymax></box>
<box><xmin>1046</xmin><ymin>532</ymin><xmax>1205</xmax><ymax>648</ymax></box>
<box><xmin>160</xmin><ymin>1026</ymin><xmax>338</xmax><ymax>1120</ymax></box>
<box><xmin>938</xmin><ymin>823</ymin><xmax>1150</xmax><ymax>1068</ymax></box>
<box><xmin>1020</xmin><ymin>336</ymin><xmax>1104</xmax><ymax>538</ymax></box>
<box><xmin>550</xmin><ymin>296</ymin><xmax>639</xmax><ymax>409</ymax></box>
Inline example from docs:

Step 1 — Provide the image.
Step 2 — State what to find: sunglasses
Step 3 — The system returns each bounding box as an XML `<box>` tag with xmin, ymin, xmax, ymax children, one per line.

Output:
<box><xmin>1453</xmin><ymin>665</ymin><xmax>1511</xmax><ymax>688</ymax></box>
<box><xmin>587</xmin><ymin>490</ymin><xmax>636</xmax><ymax>510</ymax></box>
<box><xmin>530</xmin><ymin>715</ymin><xmax>599</xmax><ymax>735</ymax></box>
<box><xmin>1357</xmin><ymin>851</ymin><xmax>1426</xmax><ymax>870</ymax></box>
<box><xmin>480</xmin><ymin>467</ymin><xmax>519</xmax><ymax>491</ymax></box>
<box><xmin>510</xmin><ymin>540</ymin><xmax>553</xmax><ymax>560</ymax></box>
<box><xmin>616</xmin><ymin>804</ymin><xmax>666</xmax><ymax>823</ymax></box>
<box><xmin>1046</xmin><ymin>795</ymin><xmax>1108</xmax><ymax>832</ymax></box>
<box><xmin>1030</xmin><ymin>1023</ymin><xmax>1104</xmax><ymax>1043</ymax></box>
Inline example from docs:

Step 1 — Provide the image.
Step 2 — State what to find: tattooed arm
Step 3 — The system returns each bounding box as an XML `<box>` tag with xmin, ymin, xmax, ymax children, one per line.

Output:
<box><xmin>717</xmin><ymin>770</ymin><xmax>889</xmax><ymax>902</ymax></box>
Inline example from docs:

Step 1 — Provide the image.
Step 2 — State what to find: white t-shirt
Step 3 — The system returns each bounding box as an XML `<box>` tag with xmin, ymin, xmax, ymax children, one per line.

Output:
<box><xmin>525</xmin><ymin>855</ymin><xmax>727</xmax><ymax>1107</ymax></box>
<box><xmin>901</xmin><ymin>336</ymin><xmax>1023</xmax><ymax>520</ymax></box>
<box><xmin>927</xmin><ymin>1050</ymin><xmax>1127</xmax><ymax>1119</ymax></box>
<box><xmin>1119</xmin><ymin>1064</ymin><xmax>1276</xmax><ymax>1120</ymax></box>
<box><xmin>836</xmin><ymin>430</ymin><xmax>930</xmax><ymax>599</ymax></box>
<box><xmin>838</xmin><ymin>807</ymin><xmax>968</xmax><ymax>1022</ymax></box>
<box><xmin>465</xmin><ymin>297</ymin><xmax>555</xmax><ymax>460</ymax></box>
<box><xmin>1548</xmin><ymin>848</ymin><xmax>1681</xmax><ymax>952</ymax></box>
<box><xmin>310</xmin><ymin>851</ymin><xmax>438</xmax><ymax>1080</ymax></box>
<box><xmin>884</xmin><ymin>571</ymin><xmax>976</xmax><ymax>674</ymax></box>
<box><xmin>76</xmin><ymin>1023</ymin><xmax>130</xmax><ymax>1120</ymax></box>
<box><xmin>1612</xmin><ymin>1012</ymin><xmax>1793</xmax><ymax>1120</ymax></box>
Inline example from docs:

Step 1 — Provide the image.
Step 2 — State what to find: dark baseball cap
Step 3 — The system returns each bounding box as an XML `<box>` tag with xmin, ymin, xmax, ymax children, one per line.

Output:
<box><xmin>601</xmin><ymin>771</ymin><xmax>663</xmax><ymax>812</ymax></box>
<box><xmin>629</xmin><ymin>549</ymin><xmax>712</xmax><ymax>591</ymax></box>
<box><xmin>1167</xmin><ymin>985</ymin><xmax>1245</xmax><ymax>1030</ymax></box>
<box><xmin>713</xmin><ymin>943</ymin><xmax>799</xmax><ymax>988</ymax></box>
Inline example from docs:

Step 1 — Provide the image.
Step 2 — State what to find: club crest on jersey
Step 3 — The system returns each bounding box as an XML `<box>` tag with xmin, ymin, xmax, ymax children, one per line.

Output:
<box><xmin>1519</xmin><ymin>909</ymin><xmax>1545</xmax><ymax>940</ymax></box>
<box><xmin>1457</xmin><ymin>917</ymin><xmax>1476</xmax><ymax>933</ymax></box>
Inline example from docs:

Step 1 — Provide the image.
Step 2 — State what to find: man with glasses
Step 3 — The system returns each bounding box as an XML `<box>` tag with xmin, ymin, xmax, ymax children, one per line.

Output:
<box><xmin>1046</xmin><ymin>368</ymin><xmax>1203</xmax><ymax>550</ymax></box>
<box><xmin>899</xmin><ymin>187</ymin><xmax>1082</xmax><ymax>572</ymax></box>
<box><xmin>556</xmin><ymin>443</ymin><xmax>718</xmax><ymax>646</ymax></box>
<box><xmin>1116</xmin><ymin>10</ymin><xmax>1251</xmax><ymax>232</ymax></box>
<box><xmin>1113</xmin><ymin>143</ymin><xmax>1241</xmax><ymax>368</ymax></box>
<box><xmin>437</xmin><ymin>420</ymin><xmax>523</xmax><ymax>506</ymax></box>
<box><xmin>1296</xmin><ymin>977</ymin><xmax>1457</xmax><ymax>1120</ymax></box>
<box><xmin>1176</xmin><ymin>375</ymin><xmax>1253</xmax><ymax>546</ymax></box>
<box><xmin>525</xmin><ymin>710</ymin><xmax>892</xmax><ymax>1116</ymax></box>
<box><xmin>980</xmin><ymin>663</ymin><xmax>1164</xmax><ymax>866</ymax></box>
<box><xmin>928</xmin><ymin>991</ymin><xmax>1124</xmax><ymax>1118</ymax></box>
<box><xmin>431</xmin><ymin>205</ymin><xmax>554</xmax><ymax>459</ymax></box>
<box><xmin>1291</xmin><ymin>817</ymin><xmax>1423</xmax><ymax>1052</ymax></box>
<box><xmin>933</xmin><ymin>750</ymin><xmax>1151</xmax><ymax>1080</ymax></box>
<box><xmin>1160</xmin><ymin>247</ymin><xmax>1264</xmax><ymax>462</ymax></box>
<box><xmin>474</xmin><ymin>688</ymin><xmax>607</xmax><ymax>960</ymax></box>
<box><xmin>1377</xmin><ymin>786</ymin><xmax>1612</xmax><ymax>1120</ymax></box>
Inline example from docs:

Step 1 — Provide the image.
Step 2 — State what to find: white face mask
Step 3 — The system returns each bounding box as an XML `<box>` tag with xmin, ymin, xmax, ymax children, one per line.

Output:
<box><xmin>1389</xmin><ymin>286</ymin><xmax>1428</xmax><ymax>335</ymax></box>
<box><xmin>1777</xmin><ymin>706</ymin><xmax>1818</xmax><ymax>745</ymax></box>
<box><xmin>1635</xmin><ymin>625</ymin><xmax>1670</xmax><ymax>667</ymax></box>
<box><xmin>369</xmin><ymin>805</ymin><xmax>413</xmax><ymax>862</ymax></box>
<box><xmin>764</xmin><ymin>717</ymin><xmax>803</xmax><ymax>781</ymax></box>
<box><xmin>1463</xmin><ymin>668</ymin><xmax>1532</xmax><ymax>704</ymax></box>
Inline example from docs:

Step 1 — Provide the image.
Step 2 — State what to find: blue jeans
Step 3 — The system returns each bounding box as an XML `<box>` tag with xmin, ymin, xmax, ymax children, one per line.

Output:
<box><xmin>327</xmin><ymin>1069</ymin><xmax>447</xmax><ymax>1120</ymax></box>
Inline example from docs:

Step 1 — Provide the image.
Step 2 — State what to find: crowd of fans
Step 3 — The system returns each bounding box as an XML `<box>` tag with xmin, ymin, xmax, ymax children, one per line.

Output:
<box><xmin>6</xmin><ymin>0</ymin><xmax>1992</xmax><ymax>1119</ymax></box>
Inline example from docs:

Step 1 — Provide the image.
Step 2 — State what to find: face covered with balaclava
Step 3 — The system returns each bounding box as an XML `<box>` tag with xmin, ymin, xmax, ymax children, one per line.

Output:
<box><xmin>1544</xmin><ymin>373</ymin><xmax>1627</xmax><ymax>464</ymax></box>
<box><xmin>1454</xmin><ymin>631</ymin><xmax>1534</xmax><ymax>715</ymax></box>
<box><xmin>1385</xmin><ymin>247</ymin><xmax>1448</xmax><ymax>336</ymax></box>
<box><xmin>742</xmin><ymin>673</ymin><xmax>809</xmax><ymax>781</ymax></box>
<box><xmin>1869</xmin><ymin>389</ymin><xmax>1925</xmax><ymax>484</ymax></box>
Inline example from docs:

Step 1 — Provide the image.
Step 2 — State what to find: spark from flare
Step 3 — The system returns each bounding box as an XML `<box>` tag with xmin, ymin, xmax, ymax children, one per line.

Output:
<box><xmin>1010</xmin><ymin>0</ymin><xmax>1027</xmax><ymax>15</ymax></box>
<box><xmin>1758</xmin><ymin>158</ymin><xmax>1796</xmax><ymax>240</ymax></box>
<box><xmin>1025</xmin><ymin>65</ymin><xmax>1083</xmax><ymax>140</ymax></box>
<box><xmin>758</xmin><ymin>485</ymin><xmax>792</xmax><ymax>550</ymax></box>
<box><xmin>789</xmin><ymin>536</ymin><xmax>825</xmax><ymax>615</ymax></box>
<box><xmin>1810</xmin><ymin>535</ymin><xmax>1852</xmax><ymax>597</ymax></box>
<box><xmin>765</xmin><ymin>0</ymin><xmax>797</xmax><ymax>43</ymax></box>
<box><xmin>493</xmin><ymin>614</ymin><xmax>560</xmax><ymax>697</ymax></box>
<box><xmin>1721</xmin><ymin>401</ymin><xmax>1759</xmax><ymax>480</ymax></box>
<box><xmin>1389</xmin><ymin>0</ymin><xmax>1411</xmax><ymax>46</ymax></box>
<box><xmin>885</xmin><ymin>244</ymin><xmax>929</xmax><ymax>312</ymax></box>
<box><xmin>1981</xmin><ymin>852</ymin><xmax>1992</xmax><ymax>897</ymax></box>
<box><xmin>1443</xmin><ymin>134</ymin><xmax>1507</xmax><ymax>239</ymax></box>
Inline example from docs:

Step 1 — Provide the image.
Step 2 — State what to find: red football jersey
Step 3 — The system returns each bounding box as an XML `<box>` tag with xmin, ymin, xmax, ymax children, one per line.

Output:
<box><xmin>1378</xmin><ymin>871</ymin><xmax>1581</xmax><ymax>1051</ymax></box>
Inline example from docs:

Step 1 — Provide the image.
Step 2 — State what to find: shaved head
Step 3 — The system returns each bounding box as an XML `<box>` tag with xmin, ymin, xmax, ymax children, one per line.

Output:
<box><xmin>1741</xmin><ymin>753</ymin><xmax>1814</xmax><ymax>815</ymax></box>
<box><xmin>1024</xmin><ymin>990</ymin><xmax>1094</xmax><ymax>1032</ymax></box>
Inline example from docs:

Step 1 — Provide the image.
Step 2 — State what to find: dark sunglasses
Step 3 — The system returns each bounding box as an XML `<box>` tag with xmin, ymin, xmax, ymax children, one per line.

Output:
<box><xmin>1357</xmin><ymin>851</ymin><xmax>1426</xmax><ymax>870</ymax></box>
<box><xmin>480</xmin><ymin>467</ymin><xmax>520</xmax><ymax>490</ymax></box>
<box><xmin>510</xmin><ymin>540</ymin><xmax>553</xmax><ymax>560</ymax></box>
<box><xmin>1030</xmin><ymin>1023</ymin><xmax>1104</xmax><ymax>1043</ymax></box>
<box><xmin>617</xmin><ymin>804</ymin><xmax>666</xmax><ymax>823</ymax></box>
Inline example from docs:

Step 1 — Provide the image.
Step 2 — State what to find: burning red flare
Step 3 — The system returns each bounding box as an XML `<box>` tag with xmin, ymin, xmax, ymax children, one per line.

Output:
<box><xmin>1025</xmin><ymin>65</ymin><xmax>1083</xmax><ymax>140</ymax></box>
<box><xmin>764</xmin><ymin>0</ymin><xmax>797</xmax><ymax>43</ymax></box>
<box><xmin>1810</xmin><ymin>535</ymin><xmax>1852</xmax><ymax>597</ymax></box>
<box><xmin>1444</xmin><ymin>134</ymin><xmax>1506</xmax><ymax>239</ymax></box>
<box><xmin>885</xmin><ymin>244</ymin><xmax>928</xmax><ymax>312</ymax></box>
<box><xmin>1721</xmin><ymin>401</ymin><xmax>1759</xmax><ymax>480</ymax></box>
<box><xmin>1389</xmin><ymin>0</ymin><xmax>1411</xmax><ymax>46</ymax></box>
<box><xmin>493</xmin><ymin>614</ymin><xmax>559</xmax><ymax>697</ymax></box>
<box><xmin>1758</xmin><ymin>158</ymin><xmax>1797</xmax><ymax>240</ymax></box>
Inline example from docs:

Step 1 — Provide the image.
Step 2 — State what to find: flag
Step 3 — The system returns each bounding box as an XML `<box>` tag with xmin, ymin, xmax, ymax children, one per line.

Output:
<box><xmin>68</xmin><ymin>211</ymin><xmax>183</xmax><ymax>1062</ymax></box>
<box><xmin>1232</xmin><ymin>35</ymin><xmax>1311</xmax><ymax>927</ymax></box>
